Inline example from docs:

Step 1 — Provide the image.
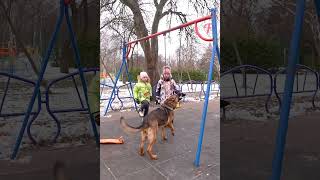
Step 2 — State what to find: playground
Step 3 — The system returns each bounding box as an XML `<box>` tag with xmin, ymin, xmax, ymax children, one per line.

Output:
<box><xmin>101</xmin><ymin>1</ymin><xmax>220</xmax><ymax>179</ymax></box>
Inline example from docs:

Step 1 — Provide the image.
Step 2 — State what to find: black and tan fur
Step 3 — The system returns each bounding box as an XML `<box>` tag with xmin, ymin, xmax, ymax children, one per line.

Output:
<box><xmin>120</xmin><ymin>94</ymin><xmax>180</xmax><ymax>160</ymax></box>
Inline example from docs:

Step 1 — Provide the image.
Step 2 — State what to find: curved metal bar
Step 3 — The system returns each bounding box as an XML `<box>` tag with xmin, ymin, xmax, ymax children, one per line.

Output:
<box><xmin>0</xmin><ymin>73</ymin><xmax>37</xmax><ymax>117</ymax></box>
<box><xmin>274</xmin><ymin>64</ymin><xmax>318</xmax><ymax>109</ymax></box>
<box><xmin>0</xmin><ymin>76</ymin><xmax>10</xmax><ymax>115</ymax></box>
<box><xmin>221</xmin><ymin>65</ymin><xmax>273</xmax><ymax>112</ymax></box>
<box><xmin>45</xmin><ymin>68</ymin><xmax>99</xmax><ymax>141</ymax></box>
<box><xmin>194</xmin><ymin>22</ymin><xmax>213</xmax><ymax>42</ymax></box>
<box><xmin>26</xmin><ymin>106</ymin><xmax>41</xmax><ymax>144</ymax></box>
<box><xmin>71</xmin><ymin>75</ymin><xmax>84</xmax><ymax>108</ymax></box>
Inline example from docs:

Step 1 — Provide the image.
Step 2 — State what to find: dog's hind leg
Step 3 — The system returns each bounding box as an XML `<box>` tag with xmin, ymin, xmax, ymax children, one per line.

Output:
<box><xmin>161</xmin><ymin>127</ymin><xmax>167</xmax><ymax>141</ymax></box>
<box><xmin>147</xmin><ymin>127</ymin><xmax>158</xmax><ymax>160</ymax></box>
<box><xmin>139</xmin><ymin>130</ymin><xmax>147</xmax><ymax>156</ymax></box>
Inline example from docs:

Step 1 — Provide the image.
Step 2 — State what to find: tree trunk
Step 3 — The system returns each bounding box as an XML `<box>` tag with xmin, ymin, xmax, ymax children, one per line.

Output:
<box><xmin>232</xmin><ymin>41</ymin><xmax>245</xmax><ymax>87</ymax></box>
<box><xmin>60</xmin><ymin>40</ymin><xmax>70</xmax><ymax>73</ymax></box>
<box><xmin>120</xmin><ymin>0</ymin><xmax>166</xmax><ymax>94</ymax></box>
<box><xmin>82</xmin><ymin>0</ymin><xmax>89</xmax><ymax>40</ymax></box>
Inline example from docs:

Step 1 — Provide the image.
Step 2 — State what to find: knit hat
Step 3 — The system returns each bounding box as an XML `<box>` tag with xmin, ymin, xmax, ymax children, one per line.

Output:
<box><xmin>140</xmin><ymin>71</ymin><xmax>149</xmax><ymax>78</ymax></box>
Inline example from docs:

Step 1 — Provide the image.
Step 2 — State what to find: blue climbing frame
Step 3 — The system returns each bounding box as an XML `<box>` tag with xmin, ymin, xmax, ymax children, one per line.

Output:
<box><xmin>10</xmin><ymin>0</ymin><xmax>99</xmax><ymax>160</ymax></box>
<box><xmin>271</xmin><ymin>0</ymin><xmax>320</xmax><ymax>180</ymax></box>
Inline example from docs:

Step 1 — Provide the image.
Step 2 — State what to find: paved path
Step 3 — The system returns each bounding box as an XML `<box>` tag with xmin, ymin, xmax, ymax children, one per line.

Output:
<box><xmin>100</xmin><ymin>99</ymin><xmax>220</xmax><ymax>180</ymax></box>
<box><xmin>222</xmin><ymin>112</ymin><xmax>320</xmax><ymax>180</ymax></box>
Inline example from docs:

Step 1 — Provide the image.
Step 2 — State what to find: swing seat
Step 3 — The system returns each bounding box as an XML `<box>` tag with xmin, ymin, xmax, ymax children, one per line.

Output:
<box><xmin>100</xmin><ymin>136</ymin><xmax>124</xmax><ymax>144</ymax></box>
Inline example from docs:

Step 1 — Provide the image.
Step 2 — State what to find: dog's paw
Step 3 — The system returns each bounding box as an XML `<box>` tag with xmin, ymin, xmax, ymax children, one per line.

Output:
<box><xmin>139</xmin><ymin>149</ymin><xmax>145</xmax><ymax>156</ymax></box>
<box><xmin>162</xmin><ymin>136</ymin><xmax>168</xmax><ymax>141</ymax></box>
<box><xmin>171</xmin><ymin>132</ymin><xmax>175</xmax><ymax>136</ymax></box>
<box><xmin>150</xmin><ymin>155</ymin><xmax>158</xmax><ymax>160</ymax></box>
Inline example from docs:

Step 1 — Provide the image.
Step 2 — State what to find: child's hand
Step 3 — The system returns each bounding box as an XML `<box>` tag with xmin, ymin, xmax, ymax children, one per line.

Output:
<box><xmin>156</xmin><ymin>96</ymin><xmax>160</xmax><ymax>104</ymax></box>
<box><xmin>144</xmin><ymin>92</ymin><xmax>150</xmax><ymax>97</ymax></box>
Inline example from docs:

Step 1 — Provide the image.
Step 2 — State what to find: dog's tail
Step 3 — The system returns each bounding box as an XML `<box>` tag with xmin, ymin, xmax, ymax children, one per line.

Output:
<box><xmin>120</xmin><ymin>116</ymin><xmax>143</xmax><ymax>133</ymax></box>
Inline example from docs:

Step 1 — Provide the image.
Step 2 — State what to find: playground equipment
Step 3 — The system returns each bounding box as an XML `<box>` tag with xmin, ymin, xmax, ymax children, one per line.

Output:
<box><xmin>271</xmin><ymin>0</ymin><xmax>320</xmax><ymax>179</ymax></box>
<box><xmin>221</xmin><ymin>65</ymin><xmax>274</xmax><ymax>113</ymax></box>
<box><xmin>0</xmin><ymin>73</ymin><xmax>41</xmax><ymax>145</ymax></box>
<box><xmin>8</xmin><ymin>0</ymin><xmax>99</xmax><ymax>160</ymax></box>
<box><xmin>274</xmin><ymin>64</ymin><xmax>319</xmax><ymax>109</ymax></box>
<box><xmin>0</xmin><ymin>46</ymin><xmax>17</xmax><ymax>74</ymax></box>
<box><xmin>104</xmin><ymin>8</ymin><xmax>220</xmax><ymax>167</ymax></box>
<box><xmin>220</xmin><ymin>64</ymin><xmax>319</xmax><ymax>120</ymax></box>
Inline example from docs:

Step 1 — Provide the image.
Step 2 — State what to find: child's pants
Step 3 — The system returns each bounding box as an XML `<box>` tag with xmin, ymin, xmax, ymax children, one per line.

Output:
<box><xmin>140</xmin><ymin>100</ymin><xmax>150</xmax><ymax>117</ymax></box>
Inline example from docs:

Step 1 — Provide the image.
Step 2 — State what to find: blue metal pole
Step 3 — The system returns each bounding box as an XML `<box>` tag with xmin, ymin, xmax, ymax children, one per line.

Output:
<box><xmin>216</xmin><ymin>45</ymin><xmax>220</xmax><ymax>65</ymax></box>
<box><xmin>270</xmin><ymin>0</ymin><xmax>305</xmax><ymax>179</ymax></box>
<box><xmin>123</xmin><ymin>54</ymin><xmax>138</xmax><ymax>111</ymax></box>
<box><xmin>194</xmin><ymin>8</ymin><xmax>218</xmax><ymax>167</ymax></box>
<box><xmin>64</xmin><ymin>5</ymin><xmax>99</xmax><ymax>146</ymax></box>
<box><xmin>11</xmin><ymin>0</ymin><xmax>65</xmax><ymax>159</ymax></box>
<box><xmin>104</xmin><ymin>43</ymin><xmax>127</xmax><ymax>116</ymax></box>
<box><xmin>0</xmin><ymin>77</ymin><xmax>10</xmax><ymax>115</ymax></box>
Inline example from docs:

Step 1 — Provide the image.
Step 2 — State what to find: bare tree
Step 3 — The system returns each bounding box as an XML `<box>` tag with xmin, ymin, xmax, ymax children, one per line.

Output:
<box><xmin>101</xmin><ymin>0</ymin><xmax>216</xmax><ymax>89</ymax></box>
<box><xmin>0</xmin><ymin>0</ymin><xmax>51</xmax><ymax>87</ymax></box>
<box><xmin>269</xmin><ymin>0</ymin><xmax>320</xmax><ymax>65</ymax></box>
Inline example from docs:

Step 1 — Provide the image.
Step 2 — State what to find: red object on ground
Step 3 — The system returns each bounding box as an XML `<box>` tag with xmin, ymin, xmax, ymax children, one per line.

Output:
<box><xmin>0</xmin><ymin>48</ymin><xmax>17</xmax><ymax>57</ymax></box>
<box><xmin>100</xmin><ymin>136</ymin><xmax>124</xmax><ymax>144</ymax></box>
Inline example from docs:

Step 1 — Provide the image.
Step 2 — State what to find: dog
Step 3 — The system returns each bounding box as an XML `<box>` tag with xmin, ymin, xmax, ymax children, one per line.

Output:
<box><xmin>120</xmin><ymin>94</ymin><xmax>180</xmax><ymax>160</ymax></box>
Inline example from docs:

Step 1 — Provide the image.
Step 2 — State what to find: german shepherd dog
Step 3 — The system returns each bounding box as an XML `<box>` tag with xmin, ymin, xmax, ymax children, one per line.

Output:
<box><xmin>120</xmin><ymin>94</ymin><xmax>181</xmax><ymax>160</ymax></box>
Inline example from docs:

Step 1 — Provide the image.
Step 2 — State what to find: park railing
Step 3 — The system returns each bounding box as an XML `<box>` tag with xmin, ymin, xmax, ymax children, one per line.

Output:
<box><xmin>0</xmin><ymin>68</ymin><xmax>98</xmax><ymax>156</ymax></box>
<box><xmin>220</xmin><ymin>64</ymin><xmax>320</xmax><ymax>114</ymax></box>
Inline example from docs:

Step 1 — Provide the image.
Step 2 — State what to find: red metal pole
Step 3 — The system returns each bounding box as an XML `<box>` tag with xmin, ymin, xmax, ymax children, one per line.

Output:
<box><xmin>127</xmin><ymin>15</ymin><xmax>212</xmax><ymax>46</ymax></box>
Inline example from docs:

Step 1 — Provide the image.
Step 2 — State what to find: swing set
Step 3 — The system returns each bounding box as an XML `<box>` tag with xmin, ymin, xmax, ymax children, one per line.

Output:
<box><xmin>104</xmin><ymin>8</ymin><xmax>220</xmax><ymax>167</ymax></box>
<box><xmin>8</xmin><ymin>0</ymin><xmax>99</xmax><ymax>160</ymax></box>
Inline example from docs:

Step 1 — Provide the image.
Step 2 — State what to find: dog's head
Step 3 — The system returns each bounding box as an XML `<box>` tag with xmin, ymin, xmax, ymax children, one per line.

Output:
<box><xmin>163</xmin><ymin>94</ymin><xmax>180</xmax><ymax>109</ymax></box>
<box><xmin>173</xmin><ymin>90</ymin><xmax>186</xmax><ymax>102</ymax></box>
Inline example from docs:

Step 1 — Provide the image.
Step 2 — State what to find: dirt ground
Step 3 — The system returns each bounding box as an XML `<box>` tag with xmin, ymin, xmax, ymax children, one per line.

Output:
<box><xmin>221</xmin><ymin>112</ymin><xmax>320</xmax><ymax>180</ymax></box>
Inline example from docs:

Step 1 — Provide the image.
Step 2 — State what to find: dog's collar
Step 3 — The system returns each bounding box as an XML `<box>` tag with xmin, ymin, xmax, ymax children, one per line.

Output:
<box><xmin>161</xmin><ymin>104</ymin><xmax>174</xmax><ymax>111</ymax></box>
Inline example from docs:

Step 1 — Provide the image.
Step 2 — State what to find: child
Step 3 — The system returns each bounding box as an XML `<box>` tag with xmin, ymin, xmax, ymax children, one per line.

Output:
<box><xmin>155</xmin><ymin>66</ymin><xmax>181</xmax><ymax>105</ymax></box>
<box><xmin>133</xmin><ymin>71</ymin><xmax>152</xmax><ymax>117</ymax></box>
